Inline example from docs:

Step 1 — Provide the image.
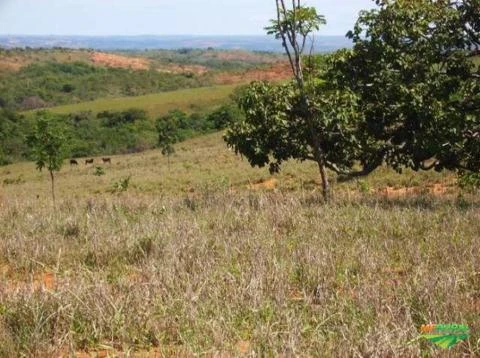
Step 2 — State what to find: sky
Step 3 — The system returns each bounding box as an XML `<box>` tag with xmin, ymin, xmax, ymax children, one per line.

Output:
<box><xmin>0</xmin><ymin>0</ymin><xmax>377</xmax><ymax>36</ymax></box>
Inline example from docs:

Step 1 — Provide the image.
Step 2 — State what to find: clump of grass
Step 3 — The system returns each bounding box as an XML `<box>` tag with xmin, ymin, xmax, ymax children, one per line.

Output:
<box><xmin>93</xmin><ymin>166</ymin><xmax>106</xmax><ymax>177</ymax></box>
<box><xmin>110</xmin><ymin>176</ymin><xmax>131</xmax><ymax>193</ymax></box>
<box><xmin>2</xmin><ymin>176</ymin><xmax>25</xmax><ymax>185</ymax></box>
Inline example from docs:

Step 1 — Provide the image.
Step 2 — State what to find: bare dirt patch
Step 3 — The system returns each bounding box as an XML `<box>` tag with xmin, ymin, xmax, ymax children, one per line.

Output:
<box><xmin>377</xmin><ymin>183</ymin><xmax>451</xmax><ymax>197</ymax></box>
<box><xmin>90</xmin><ymin>52</ymin><xmax>151</xmax><ymax>71</ymax></box>
<box><xmin>206</xmin><ymin>50</ymin><xmax>279</xmax><ymax>64</ymax></box>
<box><xmin>214</xmin><ymin>62</ymin><xmax>291</xmax><ymax>85</ymax></box>
<box><xmin>59</xmin><ymin>347</ymin><xmax>192</xmax><ymax>357</ymax></box>
<box><xmin>156</xmin><ymin>63</ymin><xmax>209</xmax><ymax>75</ymax></box>
<box><xmin>248</xmin><ymin>178</ymin><xmax>278</xmax><ymax>190</ymax></box>
<box><xmin>3</xmin><ymin>270</ymin><xmax>56</xmax><ymax>293</ymax></box>
<box><xmin>0</xmin><ymin>57</ymin><xmax>27</xmax><ymax>72</ymax></box>
<box><xmin>235</xmin><ymin>340</ymin><xmax>252</xmax><ymax>355</ymax></box>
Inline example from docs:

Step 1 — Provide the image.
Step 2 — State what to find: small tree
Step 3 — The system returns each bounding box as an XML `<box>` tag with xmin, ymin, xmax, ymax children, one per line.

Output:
<box><xmin>156</xmin><ymin>112</ymin><xmax>180</xmax><ymax>167</ymax></box>
<box><xmin>225</xmin><ymin>1</ymin><xmax>360</xmax><ymax>200</ymax></box>
<box><xmin>27</xmin><ymin>114</ymin><xmax>68</xmax><ymax>205</ymax></box>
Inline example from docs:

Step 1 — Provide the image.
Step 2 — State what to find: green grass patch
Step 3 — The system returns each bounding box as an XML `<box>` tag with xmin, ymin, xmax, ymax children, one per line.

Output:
<box><xmin>39</xmin><ymin>84</ymin><xmax>238</xmax><ymax>118</ymax></box>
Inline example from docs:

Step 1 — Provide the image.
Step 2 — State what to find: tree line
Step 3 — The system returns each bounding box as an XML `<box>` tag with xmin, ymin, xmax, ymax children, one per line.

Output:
<box><xmin>0</xmin><ymin>104</ymin><xmax>241</xmax><ymax>165</ymax></box>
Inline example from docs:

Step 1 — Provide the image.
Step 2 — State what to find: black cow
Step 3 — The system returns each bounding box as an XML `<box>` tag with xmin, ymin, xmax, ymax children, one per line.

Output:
<box><xmin>85</xmin><ymin>159</ymin><xmax>94</xmax><ymax>165</ymax></box>
<box><xmin>102</xmin><ymin>157</ymin><xmax>112</xmax><ymax>164</ymax></box>
<box><xmin>70</xmin><ymin>159</ymin><xmax>79</xmax><ymax>166</ymax></box>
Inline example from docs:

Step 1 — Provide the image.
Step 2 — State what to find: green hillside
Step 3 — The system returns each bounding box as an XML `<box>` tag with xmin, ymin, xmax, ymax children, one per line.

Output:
<box><xmin>43</xmin><ymin>84</ymin><xmax>238</xmax><ymax>117</ymax></box>
<box><xmin>0</xmin><ymin>48</ymin><xmax>282</xmax><ymax>111</ymax></box>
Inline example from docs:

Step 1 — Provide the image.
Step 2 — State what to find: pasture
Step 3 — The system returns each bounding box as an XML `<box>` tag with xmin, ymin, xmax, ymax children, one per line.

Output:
<box><xmin>38</xmin><ymin>84</ymin><xmax>238</xmax><ymax>119</ymax></box>
<box><xmin>1</xmin><ymin>132</ymin><xmax>479</xmax><ymax>357</ymax></box>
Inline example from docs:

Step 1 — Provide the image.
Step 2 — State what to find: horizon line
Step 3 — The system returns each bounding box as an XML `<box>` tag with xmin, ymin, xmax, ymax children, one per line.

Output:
<box><xmin>0</xmin><ymin>33</ymin><xmax>349</xmax><ymax>38</ymax></box>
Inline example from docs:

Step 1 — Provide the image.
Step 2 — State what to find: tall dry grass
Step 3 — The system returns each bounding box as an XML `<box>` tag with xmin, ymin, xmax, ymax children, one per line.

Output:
<box><xmin>0</xmin><ymin>190</ymin><xmax>479</xmax><ymax>357</ymax></box>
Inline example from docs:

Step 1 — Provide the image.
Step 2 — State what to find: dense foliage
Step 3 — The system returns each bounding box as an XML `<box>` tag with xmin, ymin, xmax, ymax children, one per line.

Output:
<box><xmin>328</xmin><ymin>0</ymin><xmax>480</xmax><ymax>175</ymax></box>
<box><xmin>0</xmin><ymin>62</ymin><xmax>211</xmax><ymax>110</ymax></box>
<box><xmin>0</xmin><ymin>109</ymin><xmax>29</xmax><ymax>165</ymax></box>
<box><xmin>226</xmin><ymin>0</ymin><xmax>480</xmax><ymax>198</ymax></box>
<box><xmin>226</xmin><ymin>0</ymin><xmax>346</xmax><ymax>199</ymax></box>
<box><xmin>0</xmin><ymin>104</ymin><xmax>242</xmax><ymax>165</ymax></box>
<box><xmin>225</xmin><ymin>79</ymin><xmax>359</xmax><ymax>174</ymax></box>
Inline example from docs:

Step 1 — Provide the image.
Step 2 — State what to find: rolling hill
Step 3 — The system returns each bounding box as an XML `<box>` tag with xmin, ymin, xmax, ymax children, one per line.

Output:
<box><xmin>41</xmin><ymin>84</ymin><xmax>238</xmax><ymax>117</ymax></box>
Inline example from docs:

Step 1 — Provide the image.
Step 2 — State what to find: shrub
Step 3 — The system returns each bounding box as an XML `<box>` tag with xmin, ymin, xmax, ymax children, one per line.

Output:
<box><xmin>94</xmin><ymin>166</ymin><xmax>106</xmax><ymax>176</ymax></box>
<box><xmin>111</xmin><ymin>176</ymin><xmax>131</xmax><ymax>193</ymax></box>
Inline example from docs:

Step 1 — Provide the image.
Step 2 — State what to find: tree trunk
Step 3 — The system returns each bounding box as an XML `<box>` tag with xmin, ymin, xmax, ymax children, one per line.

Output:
<box><xmin>317</xmin><ymin>160</ymin><xmax>330</xmax><ymax>201</ymax></box>
<box><xmin>49</xmin><ymin>170</ymin><xmax>56</xmax><ymax>206</ymax></box>
<box><xmin>275</xmin><ymin>0</ymin><xmax>330</xmax><ymax>200</ymax></box>
<box><xmin>308</xmin><ymin>112</ymin><xmax>330</xmax><ymax>201</ymax></box>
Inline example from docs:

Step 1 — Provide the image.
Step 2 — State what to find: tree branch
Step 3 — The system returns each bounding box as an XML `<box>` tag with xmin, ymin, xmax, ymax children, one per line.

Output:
<box><xmin>276</xmin><ymin>0</ymin><xmax>296</xmax><ymax>76</ymax></box>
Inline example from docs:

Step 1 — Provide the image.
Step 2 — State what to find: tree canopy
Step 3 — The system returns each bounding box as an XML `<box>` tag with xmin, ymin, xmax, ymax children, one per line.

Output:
<box><xmin>156</xmin><ymin>111</ymin><xmax>181</xmax><ymax>160</ymax></box>
<box><xmin>327</xmin><ymin>0</ymin><xmax>480</xmax><ymax>175</ymax></box>
<box><xmin>26</xmin><ymin>113</ymin><xmax>69</xmax><ymax>204</ymax></box>
<box><xmin>226</xmin><ymin>0</ymin><xmax>480</xmax><ymax>198</ymax></box>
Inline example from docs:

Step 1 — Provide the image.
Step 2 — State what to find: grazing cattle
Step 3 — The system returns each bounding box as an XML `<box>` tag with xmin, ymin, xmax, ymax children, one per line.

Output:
<box><xmin>70</xmin><ymin>159</ymin><xmax>79</xmax><ymax>166</ymax></box>
<box><xmin>102</xmin><ymin>157</ymin><xmax>112</xmax><ymax>164</ymax></box>
<box><xmin>85</xmin><ymin>159</ymin><xmax>94</xmax><ymax>165</ymax></box>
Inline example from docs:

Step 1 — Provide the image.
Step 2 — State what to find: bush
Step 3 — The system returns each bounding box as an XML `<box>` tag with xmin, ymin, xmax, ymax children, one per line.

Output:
<box><xmin>111</xmin><ymin>176</ymin><xmax>131</xmax><ymax>193</ymax></box>
<box><xmin>94</xmin><ymin>166</ymin><xmax>106</xmax><ymax>176</ymax></box>
<box><xmin>206</xmin><ymin>104</ymin><xmax>243</xmax><ymax>130</ymax></box>
<box><xmin>458</xmin><ymin>172</ymin><xmax>480</xmax><ymax>192</ymax></box>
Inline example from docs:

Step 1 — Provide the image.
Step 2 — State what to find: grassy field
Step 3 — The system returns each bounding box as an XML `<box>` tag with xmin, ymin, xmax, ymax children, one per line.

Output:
<box><xmin>33</xmin><ymin>84</ymin><xmax>238</xmax><ymax>118</ymax></box>
<box><xmin>1</xmin><ymin>133</ymin><xmax>479</xmax><ymax>357</ymax></box>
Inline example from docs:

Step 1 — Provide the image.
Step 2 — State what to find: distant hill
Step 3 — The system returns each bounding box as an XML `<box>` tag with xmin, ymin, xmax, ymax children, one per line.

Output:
<box><xmin>0</xmin><ymin>47</ymin><xmax>289</xmax><ymax>111</ymax></box>
<box><xmin>0</xmin><ymin>35</ymin><xmax>352</xmax><ymax>52</ymax></box>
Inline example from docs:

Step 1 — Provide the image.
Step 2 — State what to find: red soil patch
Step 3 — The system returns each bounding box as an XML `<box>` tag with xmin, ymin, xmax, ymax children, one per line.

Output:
<box><xmin>248</xmin><ymin>178</ymin><xmax>278</xmax><ymax>190</ymax></box>
<box><xmin>0</xmin><ymin>55</ymin><xmax>29</xmax><ymax>72</ymax></box>
<box><xmin>0</xmin><ymin>263</ymin><xmax>9</xmax><ymax>277</ymax></box>
<box><xmin>60</xmin><ymin>347</ymin><xmax>192</xmax><ymax>357</ymax></box>
<box><xmin>2</xmin><ymin>270</ymin><xmax>56</xmax><ymax>293</ymax></box>
<box><xmin>157</xmin><ymin>63</ymin><xmax>209</xmax><ymax>75</ymax></box>
<box><xmin>377</xmin><ymin>183</ymin><xmax>450</xmax><ymax>197</ymax></box>
<box><xmin>90</xmin><ymin>52</ymin><xmax>151</xmax><ymax>71</ymax></box>
<box><xmin>206</xmin><ymin>50</ymin><xmax>279</xmax><ymax>64</ymax></box>
<box><xmin>214</xmin><ymin>62</ymin><xmax>291</xmax><ymax>85</ymax></box>
<box><xmin>235</xmin><ymin>340</ymin><xmax>252</xmax><ymax>355</ymax></box>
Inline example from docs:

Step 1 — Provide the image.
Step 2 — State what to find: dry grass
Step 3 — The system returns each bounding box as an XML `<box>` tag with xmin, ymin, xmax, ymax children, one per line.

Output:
<box><xmin>90</xmin><ymin>52</ymin><xmax>151</xmax><ymax>71</ymax></box>
<box><xmin>214</xmin><ymin>62</ymin><xmax>291</xmax><ymax>85</ymax></box>
<box><xmin>0</xmin><ymin>133</ymin><xmax>479</xmax><ymax>357</ymax></box>
<box><xmin>0</xmin><ymin>50</ymin><xmax>93</xmax><ymax>72</ymax></box>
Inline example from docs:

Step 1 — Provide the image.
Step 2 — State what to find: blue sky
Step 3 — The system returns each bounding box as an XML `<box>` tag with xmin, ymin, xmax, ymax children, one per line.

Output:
<box><xmin>0</xmin><ymin>0</ymin><xmax>377</xmax><ymax>36</ymax></box>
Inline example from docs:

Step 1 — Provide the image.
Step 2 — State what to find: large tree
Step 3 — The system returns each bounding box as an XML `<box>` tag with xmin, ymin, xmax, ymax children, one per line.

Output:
<box><xmin>227</xmin><ymin>0</ymin><xmax>480</xmax><ymax>196</ymax></box>
<box><xmin>225</xmin><ymin>1</ymin><xmax>360</xmax><ymax>199</ymax></box>
<box><xmin>327</xmin><ymin>0</ymin><xmax>480</xmax><ymax>176</ymax></box>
